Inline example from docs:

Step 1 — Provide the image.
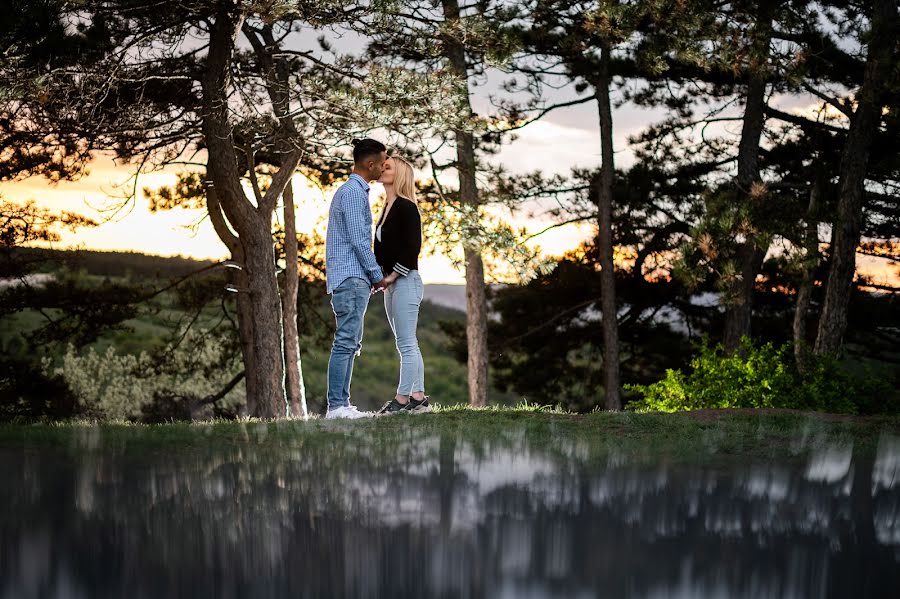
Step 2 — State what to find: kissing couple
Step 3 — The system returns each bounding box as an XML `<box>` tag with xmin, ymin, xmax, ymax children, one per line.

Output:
<box><xmin>323</xmin><ymin>138</ymin><xmax>430</xmax><ymax>419</ymax></box>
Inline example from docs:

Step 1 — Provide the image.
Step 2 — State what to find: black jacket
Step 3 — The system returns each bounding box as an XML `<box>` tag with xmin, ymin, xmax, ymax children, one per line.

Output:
<box><xmin>373</xmin><ymin>196</ymin><xmax>421</xmax><ymax>277</ymax></box>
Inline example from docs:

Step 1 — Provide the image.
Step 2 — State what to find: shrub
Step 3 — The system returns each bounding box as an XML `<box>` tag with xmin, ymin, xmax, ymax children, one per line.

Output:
<box><xmin>44</xmin><ymin>331</ymin><xmax>245</xmax><ymax>421</ymax></box>
<box><xmin>626</xmin><ymin>338</ymin><xmax>894</xmax><ymax>415</ymax></box>
<box><xmin>800</xmin><ymin>352</ymin><xmax>899</xmax><ymax>415</ymax></box>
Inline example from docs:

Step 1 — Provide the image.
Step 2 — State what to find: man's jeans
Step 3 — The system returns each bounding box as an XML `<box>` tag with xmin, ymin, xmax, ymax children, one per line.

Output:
<box><xmin>327</xmin><ymin>277</ymin><xmax>371</xmax><ymax>410</ymax></box>
<box><xmin>383</xmin><ymin>271</ymin><xmax>425</xmax><ymax>396</ymax></box>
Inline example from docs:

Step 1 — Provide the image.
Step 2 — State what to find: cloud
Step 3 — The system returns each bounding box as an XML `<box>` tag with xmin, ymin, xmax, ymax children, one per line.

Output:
<box><xmin>493</xmin><ymin>119</ymin><xmax>602</xmax><ymax>176</ymax></box>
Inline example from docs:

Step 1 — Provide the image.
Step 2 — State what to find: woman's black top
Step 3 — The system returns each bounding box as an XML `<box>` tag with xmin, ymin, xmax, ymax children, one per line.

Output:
<box><xmin>373</xmin><ymin>196</ymin><xmax>421</xmax><ymax>277</ymax></box>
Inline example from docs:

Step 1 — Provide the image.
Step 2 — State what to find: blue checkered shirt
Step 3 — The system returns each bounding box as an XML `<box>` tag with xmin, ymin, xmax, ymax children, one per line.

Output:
<box><xmin>325</xmin><ymin>174</ymin><xmax>384</xmax><ymax>293</ymax></box>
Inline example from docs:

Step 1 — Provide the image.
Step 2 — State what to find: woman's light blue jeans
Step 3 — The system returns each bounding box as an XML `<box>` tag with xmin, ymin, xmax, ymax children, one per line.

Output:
<box><xmin>384</xmin><ymin>270</ymin><xmax>425</xmax><ymax>396</ymax></box>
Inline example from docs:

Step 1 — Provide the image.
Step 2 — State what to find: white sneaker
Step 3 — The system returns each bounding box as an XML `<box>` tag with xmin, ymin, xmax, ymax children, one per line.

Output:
<box><xmin>325</xmin><ymin>405</ymin><xmax>373</xmax><ymax>420</ymax></box>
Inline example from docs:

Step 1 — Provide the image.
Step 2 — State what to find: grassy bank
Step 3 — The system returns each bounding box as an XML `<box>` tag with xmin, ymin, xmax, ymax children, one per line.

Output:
<box><xmin>2</xmin><ymin>407</ymin><xmax>898</xmax><ymax>464</ymax></box>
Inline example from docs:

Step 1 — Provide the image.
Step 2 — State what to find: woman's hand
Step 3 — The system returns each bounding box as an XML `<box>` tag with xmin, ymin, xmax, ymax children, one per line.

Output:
<box><xmin>383</xmin><ymin>272</ymin><xmax>400</xmax><ymax>289</ymax></box>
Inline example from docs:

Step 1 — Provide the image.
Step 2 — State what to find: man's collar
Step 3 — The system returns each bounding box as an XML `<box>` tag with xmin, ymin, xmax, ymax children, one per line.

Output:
<box><xmin>349</xmin><ymin>173</ymin><xmax>370</xmax><ymax>193</ymax></box>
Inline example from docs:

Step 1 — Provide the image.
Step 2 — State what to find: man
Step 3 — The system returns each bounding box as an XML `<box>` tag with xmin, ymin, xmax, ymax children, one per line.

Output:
<box><xmin>324</xmin><ymin>138</ymin><xmax>389</xmax><ymax>419</ymax></box>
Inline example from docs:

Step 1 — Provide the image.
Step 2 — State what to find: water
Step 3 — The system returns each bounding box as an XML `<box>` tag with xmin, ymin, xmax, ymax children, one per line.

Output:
<box><xmin>1</xmin><ymin>421</ymin><xmax>899</xmax><ymax>598</ymax></box>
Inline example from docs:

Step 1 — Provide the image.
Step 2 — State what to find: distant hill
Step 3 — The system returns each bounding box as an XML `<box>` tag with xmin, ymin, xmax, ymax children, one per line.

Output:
<box><xmin>12</xmin><ymin>248</ymin><xmax>468</xmax><ymax>311</ymax></box>
<box><xmin>423</xmin><ymin>284</ymin><xmax>467</xmax><ymax>312</ymax></box>
<box><xmin>12</xmin><ymin>247</ymin><xmax>216</xmax><ymax>279</ymax></box>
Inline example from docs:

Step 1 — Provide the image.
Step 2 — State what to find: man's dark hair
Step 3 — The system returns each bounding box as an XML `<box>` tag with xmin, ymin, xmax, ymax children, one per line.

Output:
<box><xmin>352</xmin><ymin>138</ymin><xmax>387</xmax><ymax>165</ymax></box>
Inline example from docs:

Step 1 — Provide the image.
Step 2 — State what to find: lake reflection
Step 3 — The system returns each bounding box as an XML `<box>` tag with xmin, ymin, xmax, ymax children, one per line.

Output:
<box><xmin>1</xmin><ymin>425</ymin><xmax>899</xmax><ymax>598</ymax></box>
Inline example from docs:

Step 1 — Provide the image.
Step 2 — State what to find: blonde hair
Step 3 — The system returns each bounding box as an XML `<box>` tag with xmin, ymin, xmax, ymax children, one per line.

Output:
<box><xmin>391</xmin><ymin>156</ymin><xmax>417</xmax><ymax>203</ymax></box>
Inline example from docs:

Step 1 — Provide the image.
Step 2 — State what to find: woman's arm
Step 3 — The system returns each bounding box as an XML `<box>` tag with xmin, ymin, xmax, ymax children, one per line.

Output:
<box><xmin>391</xmin><ymin>201</ymin><xmax>422</xmax><ymax>277</ymax></box>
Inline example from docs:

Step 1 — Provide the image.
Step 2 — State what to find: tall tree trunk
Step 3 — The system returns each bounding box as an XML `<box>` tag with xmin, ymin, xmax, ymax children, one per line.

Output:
<box><xmin>463</xmin><ymin>245</ymin><xmax>489</xmax><ymax>407</ymax></box>
<box><xmin>442</xmin><ymin>0</ymin><xmax>489</xmax><ymax>407</ymax></box>
<box><xmin>243</xmin><ymin>23</ymin><xmax>306</xmax><ymax>417</ymax></box>
<box><xmin>793</xmin><ymin>175</ymin><xmax>822</xmax><ymax>373</ymax></box>
<box><xmin>201</xmin><ymin>10</ymin><xmax>289</xmax><ymax>418</ymax></box>
<box><xmin>241</xmin><ymin>218</ymin><xmax>287</xmax><ymax>418</ymax></box>
<box><xmin>206</xmin><ymin>181</ymin><xmax>259</xmax><ymax>416</ymax></box>
<box><xmin>722</xmin><ymin>7</ymin><xmax>773</xmax><ymax>353</ymax></box>
<box><xmin>595</xmin><ymin>41</ymin><xmax>621</xmax><ymax>411</ymax></box>
<box><xmin>815</xmin><ymin>0</ymin><xmax>898</xmax><ymax>356</ymax></box>
<box><xmin>235</xmin><ymin>287</ymin><xmax>259</xmax><ymax>416</ymax></box>
<box><xmin>282</xmin><ymin>180</ymin><xmax>307</xmax><ymax>418</ymax></box>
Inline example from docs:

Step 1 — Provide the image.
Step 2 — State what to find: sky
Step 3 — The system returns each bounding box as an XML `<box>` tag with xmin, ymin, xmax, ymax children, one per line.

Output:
<box><xmin>2</xmin><ymin>115</ymin><xmax>606</xmax><ymax>284</ymax></box>
<box><xmin>2</xmin><ymin>22</ymin><xmax>897</xmax><ymax>288</ymax></box>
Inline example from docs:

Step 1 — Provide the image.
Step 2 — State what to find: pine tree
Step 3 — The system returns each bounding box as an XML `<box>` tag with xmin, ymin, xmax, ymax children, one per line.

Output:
<box><xmin>365</xmin><ymin>0</ymin><xmax>525</xmax><ymax>407</ymax></box>
<box><xmin>814</xmin><ymin>0</ymin><xmax>900</xmax><ymax>355</ymax></box>
<box><xmin>1</xmin><ymin>0</ymin><xmax>465</xmax><ymax>417</ymax></box>
<box><xmin>515</xmin><ymin>0</ymin><xmax>711</xmax><ymax>408</ymax></box>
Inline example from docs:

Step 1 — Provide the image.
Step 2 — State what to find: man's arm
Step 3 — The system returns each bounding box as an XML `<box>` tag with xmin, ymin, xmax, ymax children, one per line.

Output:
<box><xmin>342</xmin><ymin>187</ymin><xmax>384</xmax><ymax>285</ymax></box>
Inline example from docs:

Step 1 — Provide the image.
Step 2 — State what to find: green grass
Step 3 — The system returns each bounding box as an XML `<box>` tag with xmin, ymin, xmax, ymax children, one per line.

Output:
<box><xmin>2</xmin><ymin>408</ymin><xmax>897</xmax><ymax>464</ymax></box>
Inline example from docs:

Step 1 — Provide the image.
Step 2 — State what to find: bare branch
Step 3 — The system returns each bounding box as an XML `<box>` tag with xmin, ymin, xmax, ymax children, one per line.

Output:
<box><xmin>801</xmin><ymin>83</ymin><xmax>853</xmax><ymax>117</ymax></box>
<box><xmin>523</xmin><ymin>216</ymin><xmax>595</xmax><ymax>242</ymax></box>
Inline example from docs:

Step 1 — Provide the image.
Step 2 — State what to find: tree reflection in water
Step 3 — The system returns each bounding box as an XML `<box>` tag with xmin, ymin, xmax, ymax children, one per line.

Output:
<box><xmin>1</xmin><ymin>424</ymin><xmax>898</xmax><ymax>598</ymax></box>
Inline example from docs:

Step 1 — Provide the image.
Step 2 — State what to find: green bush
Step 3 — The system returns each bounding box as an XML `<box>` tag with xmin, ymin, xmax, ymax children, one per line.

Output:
<box><xmin>44</xmin><ymin>331</ymin><xmax>245</xmax><ymax>421</ymax></box>
<box><xmin>626</xmin><ymin>338</ymin><xmax>895</xmax><ymax>415</ymax></box>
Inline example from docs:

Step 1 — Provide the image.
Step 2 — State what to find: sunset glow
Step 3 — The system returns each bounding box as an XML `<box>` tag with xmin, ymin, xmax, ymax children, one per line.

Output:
<box><xmin>3</xmin><ymin>147</ymin><xmax>895</xmax><ymax>287</ymax></box>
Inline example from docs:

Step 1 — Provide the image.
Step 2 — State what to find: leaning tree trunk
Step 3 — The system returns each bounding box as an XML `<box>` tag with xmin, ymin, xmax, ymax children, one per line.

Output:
<box><xmin>793</xmin><ymin>175</ymin><xmax>822</xmax><ymax>373</ymax></box>
<box><xmin>282</xmin><ymin>180</ymin><xmax>308</xmax><ymax>418</ymax></box>
<box><xmin>721</xmin><ymin>7</ymin><xmax>773</xmax><ymax>354</ymax></box>
<box><xmin>595</xmin><ymin>41</ymin><xmax>622</xmax><ymax>411</ymax></box>
<box><xmin>206</xmin><ymin>182</ymin><xmax>259</xmax><ymax>416</ymax></box>
<box><xmin>201</xmin><ymin>9</ymin><xmax>297</xmax><ymax>418</ymax></box>
<box><xmin>815</xmin><ymin>0</ymin><xmax>898</xmax><ymax>356</ymax></box>
<box><xmin>442</xmin><ymin>0</ymin><xmax>489</xmax><ymax>407</ymax></box>
<box><xmin>241</xmin><ymin>22</ymin><xmax>307</xmax><ymax>417</ymax></box>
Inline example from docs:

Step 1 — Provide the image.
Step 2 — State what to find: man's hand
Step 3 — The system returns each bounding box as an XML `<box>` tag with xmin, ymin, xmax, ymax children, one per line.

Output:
<box><xmin>373</xmin><ymin>273</ymin><xmax>399</xmax><ymax>293</ymax></box>
<box><xmin>372</xmin><ymin>278</ymin><xmax>389</xmax><ymax>293</ymax></box>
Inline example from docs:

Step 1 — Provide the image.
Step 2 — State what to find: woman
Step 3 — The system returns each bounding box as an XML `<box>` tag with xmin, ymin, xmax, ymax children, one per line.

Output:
<box><xmin>374</xmin><ymin>156</ymin><xmax>431</xmax><ymax>415</ymax></box>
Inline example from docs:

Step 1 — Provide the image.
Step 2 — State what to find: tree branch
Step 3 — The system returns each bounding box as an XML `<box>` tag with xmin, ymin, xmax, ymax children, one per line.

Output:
<box><xmin>245</xmin><ymin>142</ymin><xmax>264</xmax><ymax>206</ymax></box>
<box><xmin>765</xmin><ymin>106</ymin><xmax>847</xmax><ymax>134</ymax></box>
<box><xmin>500</xmin><ymin>95</ymin><xmax>596</xmax><ymax>133</ymax></box>
<box><xmin>523</xmin><ymin>216</ymin><xmax>595</xmax><ymax>242</ymax></box>
<box><xmin>199</xmin><ymin>370</ymin><xmax>246</xmax><ymax>405</ymax></box>
<box><xmin>801</xmin><ymin>83</ymin><xmax>852</xmax><ymax>117</ymax></box>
